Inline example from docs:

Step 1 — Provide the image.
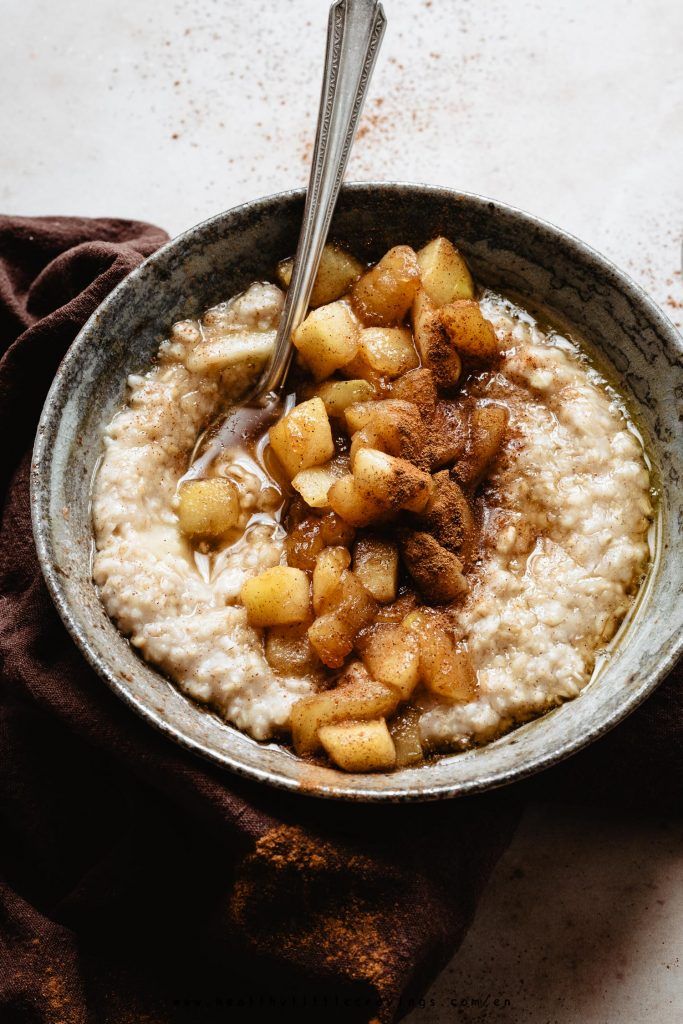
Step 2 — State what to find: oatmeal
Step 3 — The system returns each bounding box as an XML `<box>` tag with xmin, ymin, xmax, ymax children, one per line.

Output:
<box><xmin>92</xmin><ymin>238</ymin><xmax>651</xmax><ymax>770</ymax></box>
<box><xmin>93</xmin><ymin>282</ymin><xmax>318</xmax><ymax>739</ymax></box>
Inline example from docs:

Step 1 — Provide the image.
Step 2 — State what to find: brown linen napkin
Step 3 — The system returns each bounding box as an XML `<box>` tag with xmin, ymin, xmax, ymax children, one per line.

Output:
<box><xmin>0</xmin><ymin>216</ymin><xmax>679</xmax><ymax>1024</ymax></box>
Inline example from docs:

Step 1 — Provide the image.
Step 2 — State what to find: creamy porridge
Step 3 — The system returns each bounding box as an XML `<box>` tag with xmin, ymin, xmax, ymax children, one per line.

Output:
<box><xmin>92</xmin><ymin>239</ymin><xmax>652</xmax><ymax>771</ymax></box>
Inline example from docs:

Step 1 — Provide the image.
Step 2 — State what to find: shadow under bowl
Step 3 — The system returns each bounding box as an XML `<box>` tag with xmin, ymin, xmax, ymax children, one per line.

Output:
<box><xmin>31</xmin><ymin>183</ymin><xmax>683</xmax><ymax>801</ymax></box>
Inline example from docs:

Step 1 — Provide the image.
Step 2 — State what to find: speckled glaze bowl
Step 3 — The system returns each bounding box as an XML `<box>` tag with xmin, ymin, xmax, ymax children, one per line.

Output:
<box><xmin>31</xmin><ymin>184</ymin><xmax>683</xmax><ymax>801</ymax></box>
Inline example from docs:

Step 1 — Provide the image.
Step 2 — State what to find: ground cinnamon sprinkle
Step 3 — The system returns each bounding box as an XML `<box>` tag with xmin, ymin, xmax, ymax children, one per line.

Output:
<box><xmin>229</xmin><ymin>825</ymin><xmax>415</xmax><ymax>1018</ymax></box>
<box><xmin>8</xmin><ymin>939</ymin><xmax>85</xmax><ymax>1024</ymax></box>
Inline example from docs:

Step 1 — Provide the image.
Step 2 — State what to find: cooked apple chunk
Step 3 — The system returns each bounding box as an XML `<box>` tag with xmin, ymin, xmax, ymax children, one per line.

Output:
<box><xmin>412</xmin><ymin>288</ymin><xmax>462</xmax><ymax>388</ymax></box>
<box><xmin>400</xmin><ymin>530</ymin><xmax>469</xmax><ymax>603</ymax></box>
<box><xmin>439</xmin><ymin>300</ymin><xmax>499</xmax><ymax>362</ymax></box>
<box><xmin>344</xmin><ymin>326</ymin><xmax>419</xmax><ymax>380</ymax></box>
<box><xmin>315</xmin><ymin>378</ymin><xmax>375</xmax><ymax>418</ymax></box>
<box><xmin>284</xmin><ymin>515</ymin><xmax>325</xmax><ymax>571</ymax></box>
<box><xmin>185</xmin><ymin>332</ymin><xmax>275</xmax><ymax>374</ymax></box>
<box><xmin>327</xmin><ymin>474</ymin><xmax>385</xmax><ymax>527</ymax></box>
<box><xmin>404</xmin><ymin>609</ymin><xmax>477</xmax><ymax>702</ymax></box>
<box><xmin>269</xmin><ymin>397</ymin><xmax>334</xmax><ymax>479</ymax></box>
<box><xmin>290</xmin><ymin>662</ymin><xmax>399</xmax><ymax>754</ymax></box>
<box><xmin>277</xmin><ymin>243</ymin><xmax>364</xmax><ymax>308</ymax></box>
<box><xmin>319</xmin><ymin>718</ymin><xmax>396</xmax><ymax>772</ymax></box>
<box><xmin>423</xmin><ymin>643</ymin><xmax>477</xmax><ymax>702</ymax></box>
<box><xmin>417</xmin><ymin>237</ymin><xmax>475</xmax><ymax>306</ymax></box>
<box><xmin>416</xmin><ymin>470</ymin><xmax>475</xmax><ymax>562</ymax></box>
<box><xmin>177</xmin><ymin>478</ymin><xmax>239</xmax><ymax>540</ymax></box>
<box><xmin>292</xmin><ymin>301</ymin><xmax>359</xmax><ymax>381</ymax></box>
<box><xmin>309</xmin><ymin>559</ymin><xmax>378</xmax><ymax>667</ymax></box>
<box><xmin>422</xmin><ymin>400</ymin><xmax>468</xmax><ymax>469</ymax></box>
<box><xmin>353</xmin><ymin>449</ymin><xmax>433</xmax><ymax>514</ymax></box>
<box><xmin>291</xmin><ymin>456</ymin><xmax>348</xmax><ymax>509</ymax></box>
<box><xmin>353</xmin><ymin>536</ymin><xmax>399</xmax><ymax>603</ymax></box>
<box><xmin>359</xmin><ymin>623</ymin><xmax>420</xmax><ymax>699</ymax></box>
<box><xmin>265</xmin><ymin>623</ymin><xmax>319</xmax><ymax>675</ymax></box>
<box><xmin>390</xmin><ymin>367</ymin><xmax>438</xmax><ymax>416</ymax></box>
<box><xmin>344</xmin><ymin>399</ymin><xmax>379</xmax><ymax>434</ymax></box>
<box><xmin>307</xmin><ymin>613</ymin><xmax>355</xmax><ymax>668</ymax></box>
<box><xmin>389</xmin><ymin>705</ymin><xmax>423</xmax><ymax>767</ymax></box>
<box><xmin>312</xmin><ymin>546</ymin><xmax>351</xmax><ymax>615</ymax></box>
<box><xmin>351</xmin><ymin>245</ymin><xmax>421</xmax><ymax>326</ymax></box>
<box><xmin>346</xmin><ymin>399</ymin><xmax>427</xmax><ymax>469</ymax></box>
<box><xmin>319</xmin><ymin>510</ymin><xmax>356</xmax><ymax>548</ymax></box>
<box><xmin>328</xmin><ymin>565</ymin><xmax>378</xmax><ymax>631</ymax></box>
<box><xmin>453</xmin><ymin>402</ymin><xmax>509</xmax><ymax>488</ymax></box>
<box><xmin>241</xmin><ymin>565</ymin><xmax>311</xmax><ymax>627</ymax></box>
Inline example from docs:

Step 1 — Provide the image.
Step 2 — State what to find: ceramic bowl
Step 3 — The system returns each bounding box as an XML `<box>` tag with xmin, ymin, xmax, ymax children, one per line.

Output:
<box><xmin>31</xmin><ymin>184</ymin><xmax>683</xmax><ymax>800</ymax></box>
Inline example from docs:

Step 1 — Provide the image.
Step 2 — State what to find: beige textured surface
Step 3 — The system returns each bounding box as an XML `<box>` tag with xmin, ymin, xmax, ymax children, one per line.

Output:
<box><xmin>406</xmin><ymin>804</ymin><xmax>683</xmax><ymax>1023</ymax></box>
<box><xmin>2</xmin><ymin>1</ymin><xmax>681</xmax><ymax>1020</ymax></box>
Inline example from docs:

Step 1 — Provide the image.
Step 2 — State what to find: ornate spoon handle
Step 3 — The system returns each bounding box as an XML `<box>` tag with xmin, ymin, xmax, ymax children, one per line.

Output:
<box><xmin>258</xmin><ymin>0</ymin><xmax>387</xmax><ymax>396</ymax></box>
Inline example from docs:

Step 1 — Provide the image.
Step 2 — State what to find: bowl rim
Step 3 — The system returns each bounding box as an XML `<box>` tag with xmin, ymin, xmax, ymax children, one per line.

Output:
<box><xmin>31</xmin><ymin>181</ymin><xmax>683</xmax><ymax>801</ymax></box>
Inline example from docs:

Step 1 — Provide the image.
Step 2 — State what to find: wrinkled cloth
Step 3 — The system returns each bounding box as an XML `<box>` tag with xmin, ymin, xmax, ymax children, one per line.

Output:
<box><xmin>0</xmin><ymin>215</ymin><xmax>679</xmax><ymax>1024</ymax></box>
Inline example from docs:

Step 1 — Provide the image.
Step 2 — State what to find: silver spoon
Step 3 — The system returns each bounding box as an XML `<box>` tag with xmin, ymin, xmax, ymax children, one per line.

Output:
<box><xmin>189</xmin><ymin>0</ymin><xmax>387</xmax><ymax>478</ymax></box>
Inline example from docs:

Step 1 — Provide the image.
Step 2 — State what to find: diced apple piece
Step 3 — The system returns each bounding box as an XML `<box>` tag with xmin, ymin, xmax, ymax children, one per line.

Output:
<box><xmin>453</xmin><ymin>402</ymin><xmax>509</xmax><ymax>488</ymax></box>
<box><xmin>345</xmin><ymin>326</ymin><xmax>419</xmax><ymax>380</ymax></box>
<box><xmin>403</xmin><ymin>609</ymin><xmax>477</xmax><ymax>702</ymax></box>
<box><xmin>351</xmin><ymin>245</ymin><xmax>421</xmax><ymax>326</ymax></box>
<box><xmin>315</xmin><ymin>378</ymin><xmax>375</xmax><ymax>418</ymax></box>
<box><xmin>344</xmin><ymin>400</ymin><xmax>379</xmax><ymax>434</ymax></box>
<box><xmin>333</xmin><ymin>569</ymin><xmax>379</xmax><ymax>633</ymax></box>
<box><xmin>307</xmin><ymin>613</ymin><xmax>354</xmax><ymax>669</ymax></box>
<box><xmin>439</xmin><ymin>300</ymin><xmax>499</xmax><ymax>362</ymax></box>
<box><xmin>319</xmin><ymin>718</ymin><xmax>396</xmax><ymax>772</ymax></box>
<box><xmin>347</xmin><ymin>399</ymin><xmax>427</xmax><ymax>469</ymax></box>
<box><xmin>308</xmin><ymin>563</ymin><xmax>378</xmax><ymax>667</ymax></box>
<box><xmin>424</xmin><ymin>643</ymin><xmax>477</xmax><ymax>702</ymax></box>
<box><xmin>389</xmin><ymin>705</ymin><xmax>423</xmax><ymax>767</ymax></box>
<box><xmin>290</xmin><ymin>466</ymin><xmax>334</xmax><ymax>509</ymax></box>
<box><xmin>328</xmin><ymin>474</ymin><xmax>385</xmax><ymax>527</ymax></box>
<box><xmin>265</xmin><ymin>623</ymin><xmax>319</xmax><ymax>675</ymax></box>
<box><xmin>291</xmin><ymin>459</ymin><xmax>346</xmax><ymax>509</ymax></box>
<box><xmin>417</xmin><ymin>237</ymin><xmax>475</xmax><ymax>306</ymax></box>
<box><xmin>412</xmin><ymin>288</ymin><xmax>462</xmax><ymax>388</ymax></box>
<box><xmin>400</xmin><ymin>530</ymin><xmax>469</xmax><ymax>604</ymax></box>
<box><xmin>353</xmin><ymin>536</ymin><xmax>399</xmax><ymax>603</ymax></box>
<box><xmin>348</xmin><ymin>425</ymin><xmax>385</xmax><ymax>468</ymax></box>
<box><xmin>416</xmin><ymin>470</ymin><xmax>475</xmax><ymax>562</ymax></box>
<box><xmin>391</xmin><ymin>367</ymin><xmax>438</xmax><ymax>415</ymax></box>
<box><xmin>269</xmin><ymin>397</ymin><xmax>334</xmax><ymax>479</ymax></box>
<box><xmin>290</xmin><ymin>662</ymin><xmax>399</xmax><ymax>754</ymax></box>
<box><xmin>359</xmin><ymin>624</ymin><xmax>420</xmax><ymax>699</ymax></box>
<box><xmin>312</xmin><ymin>546</ymin><xmax>351</xmax><ymax>615</ymax></box>
<box><xmin>319</xmin><ymin>510</ymin><xmax>356</xmax><ymax>547</ymax></box>
<box><xmin>353</xmin><ymin>449</ymin><xmax>433</xmax><ymax>513</ymax></box>
<box><xmin>284</xmin><ymin>515</ymin><xmax>324</xmax><ymax>571</ymax></box>
<box><xmin>177</xmin><ymin>478</ymin><xmax>239</xmax><ymax>540</ymax></box>
<box><xmin>241</xmin><ymin>566</ymin><xmax>311</xmax><ymax>627</ymax></box>
<box><xmin>423</xmin><ymin>400</ymin><xmax>468</xmax><ymax>469</ymax></box>
<box><xmin>292</xmin><ymin>301</ymin><xmax>360</xmax><ymax>381</ymax></box>
<box><xmin>277</xmin><ymin>243</ymin><xmax>365</xmax><ymax>308</ymax></box>
<box><xmin>185</xmin><ymin>331</ymin><xmax>275</xmax><ymax>374</ymax></box>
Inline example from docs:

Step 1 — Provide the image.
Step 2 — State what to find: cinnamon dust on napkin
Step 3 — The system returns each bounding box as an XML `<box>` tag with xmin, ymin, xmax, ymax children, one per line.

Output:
<box><xmin>0</xmin><ymin>215</ymin><xmax>679</xmax><ymax>1024</ymax></box>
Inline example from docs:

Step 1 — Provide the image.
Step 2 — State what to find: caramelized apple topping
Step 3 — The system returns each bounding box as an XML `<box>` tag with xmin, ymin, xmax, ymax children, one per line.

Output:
<box><xmin>225</xmin><ymin>238</ymin><xmax>508</xmax><ymax>770</ymax></box>
<box><xmin>414</xmin><ymin>471</ymin><xmax>475</xmax><ymax>563</ymax></box>
<box><xmin>399</xmin><ymin>530</ymin><xmax>469</xmax><ymax>604</ymax></box>
<box><xmin>453</xmin><ymin>402</ymin><xmax>510</xmax><ymax>488</ymax></box>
